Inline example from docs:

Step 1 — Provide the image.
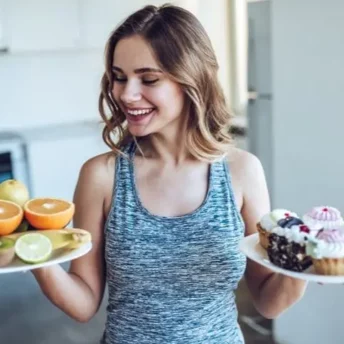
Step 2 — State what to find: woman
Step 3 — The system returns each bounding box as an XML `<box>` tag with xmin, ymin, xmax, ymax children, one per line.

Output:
<box><xmin>33</xmin><ymin>4</ymin><xmax>307</xmax><ymax>343</ymax></box>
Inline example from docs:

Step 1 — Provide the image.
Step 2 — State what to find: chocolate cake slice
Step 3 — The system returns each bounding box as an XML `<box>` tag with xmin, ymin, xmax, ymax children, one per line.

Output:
<box><xmin>267</xmin><ymin>217</ymin><xmax>313</xmax><ymax>272</ymax></box>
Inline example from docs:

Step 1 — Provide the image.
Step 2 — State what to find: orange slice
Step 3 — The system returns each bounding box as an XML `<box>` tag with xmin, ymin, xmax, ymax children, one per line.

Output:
<box><xmin>0</xmin><ymin>200</ymin><xmax>24</xmax><ymax>235</ymax></box>
<box><xmin>24</xmin><ymin>198</ymin><xmax>75</xmax><ymax>230</ymax></box>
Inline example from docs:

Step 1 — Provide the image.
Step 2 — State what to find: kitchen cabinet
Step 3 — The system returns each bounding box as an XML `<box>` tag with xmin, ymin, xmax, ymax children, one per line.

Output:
<box><xmin>4</xmin><ymin>0</ymin><xmax>80</xmax><ymax>53</ymax></box>
<box><xmin>1</xmin><ymin>0</ymin><xmax>167</xmax><ymax>53</ymax></box>
<box><xmin>26</xmin><ymin>128</ymin><xmax>108</xmax><ymax>201</ymax></box>
<box><xmin>78</xmin><ymin>0</ymin><xmax>129</xmax><ymax>50</ymax></box>
<box><xmin>78</xmin><ymin>0</ymin><xmax>165</xmax><ymax>50</ymax></box>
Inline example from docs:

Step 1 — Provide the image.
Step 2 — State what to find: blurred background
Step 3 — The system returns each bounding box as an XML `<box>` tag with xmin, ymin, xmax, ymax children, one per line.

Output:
<box><xmin>1</xmin><ymin>0</ymin><xmax>344</xmax><ymax>343</ymax></box>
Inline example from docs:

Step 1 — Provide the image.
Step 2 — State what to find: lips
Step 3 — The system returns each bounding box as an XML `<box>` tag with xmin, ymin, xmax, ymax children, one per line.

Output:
<box><xmin>126</xmin><ymin>108</ymin><xmax>155</xmax><ymax>116</ymax></box>
<box><xmin>125</xmin><ymin>107</ymin><xmax>156</xmax><ymax>125</ymax></box>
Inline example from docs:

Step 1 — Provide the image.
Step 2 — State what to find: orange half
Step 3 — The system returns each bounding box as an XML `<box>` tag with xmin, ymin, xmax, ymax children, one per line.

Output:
<box><xmin>24</xmin><ymin>198</ymin><xmax>75</xmax><ymax>230</ymax></box>
<box><xmin>0</xmin><ymin>200</ymin><xmax>24</xmax><ymax>235</ymax></box>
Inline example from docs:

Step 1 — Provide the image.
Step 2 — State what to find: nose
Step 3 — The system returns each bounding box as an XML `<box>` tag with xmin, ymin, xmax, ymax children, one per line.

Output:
<box><xmin>119</xmin><ymin>79</ymin><xmax>142</xmax><ymax>104</ymax></box>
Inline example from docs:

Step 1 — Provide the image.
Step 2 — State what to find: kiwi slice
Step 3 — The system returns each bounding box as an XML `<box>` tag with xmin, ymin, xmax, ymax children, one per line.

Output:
<box><xmin>0</xmin><ymin>237</ymin><xmax>15</xmax><ymax>267</ymax></box>
<box><xmin>14</xmin><ymin>219</ymin><xmax>30</xmax><ymax>233</ymax></box>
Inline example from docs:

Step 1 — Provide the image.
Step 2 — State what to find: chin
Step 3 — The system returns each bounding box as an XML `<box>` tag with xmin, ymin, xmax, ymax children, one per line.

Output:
<box><xmin>128</xmin><ymin>127</ymin><xmax>152</xmax><ymax>137</ymax></box>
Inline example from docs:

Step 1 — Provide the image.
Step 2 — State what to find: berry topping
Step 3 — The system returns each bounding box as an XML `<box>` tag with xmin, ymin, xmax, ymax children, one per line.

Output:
<box><xmin>278</xmin><ymin>217</ymin><xmax>304</xmax><ymax>228</ymax></box>
<box><xmin>299</xmin><ymin>225</ymin><xmax>310</xmax><ymax>233</ymax></box>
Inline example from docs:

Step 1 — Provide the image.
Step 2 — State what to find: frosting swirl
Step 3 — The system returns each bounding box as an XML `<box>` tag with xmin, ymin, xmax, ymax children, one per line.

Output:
<box><xmin>260</xmin><ymin>209</ymin><xmax>298</xmax><ymax>232</ymax></box>
<box><xmin>271</xmin><ymin>224</ymin><xmax>315</xmax><ymax>244</ymax></box>
<box><xmin>303</xmin><ymin>206</ymin><xmax>344</xmax><ymax>230</ymax></box>
<box><xmin>306</xmin><ymin>229</ymin><xmax>344</xmax><ymax>258</ymax></box>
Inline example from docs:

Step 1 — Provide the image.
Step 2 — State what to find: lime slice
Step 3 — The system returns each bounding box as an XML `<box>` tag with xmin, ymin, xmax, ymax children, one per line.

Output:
<box><xmin>15</xmin><ymin>233</ymin><xmax>52</xmax><ymax>264</ymax></box>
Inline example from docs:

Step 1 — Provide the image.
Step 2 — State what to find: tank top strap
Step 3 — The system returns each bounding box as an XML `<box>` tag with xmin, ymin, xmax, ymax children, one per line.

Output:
<box><xmin>209</xmin><ymin>156</ymin><xmax>243</xmax><ymax>225</ymax></box>
<box><xmin>106</xmin><ymin>141</ymin><xmax>136</xmax><ymax>225</ymax></box>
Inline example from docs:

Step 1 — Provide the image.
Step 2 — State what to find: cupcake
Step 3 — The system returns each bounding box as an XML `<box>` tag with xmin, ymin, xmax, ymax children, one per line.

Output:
<box><xmin>303</xmin><ymin>206</ymin><xmax>344</xmax><ymax>230</ymax></box>
<box><xmin>257</xmin><ymin>209</ymin><xmax>300</xmax><ymax>249</ymax></box>
<box><xmin>267</xmin><ymin>221</ymin><xmax>314</xmax><ymax>272</ymax></box>
<box><xmin>306</xmin><ymin>229</ymin><xmax>344</xmax><ymax>275</ymax></box>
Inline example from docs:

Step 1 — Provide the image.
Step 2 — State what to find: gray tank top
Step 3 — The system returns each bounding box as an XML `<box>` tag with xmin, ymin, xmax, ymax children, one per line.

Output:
<box><xmin>102</xmin><ymin>142</ymin><xmax>246</xmax><ymax>344</ymax></box>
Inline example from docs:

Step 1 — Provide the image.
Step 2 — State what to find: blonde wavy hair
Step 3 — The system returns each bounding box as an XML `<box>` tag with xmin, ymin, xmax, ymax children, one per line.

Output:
<box><xmin>99</xmin><ymin>4</ymin><xmax>233</xmax><ymax>162</ymax></box>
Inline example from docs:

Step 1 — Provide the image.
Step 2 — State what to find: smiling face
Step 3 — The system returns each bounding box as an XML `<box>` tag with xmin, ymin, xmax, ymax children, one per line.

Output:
<box><xmin>112</xmin><ymin>35</ymin><xmax>185</xmax><ymax>138</ymax></box>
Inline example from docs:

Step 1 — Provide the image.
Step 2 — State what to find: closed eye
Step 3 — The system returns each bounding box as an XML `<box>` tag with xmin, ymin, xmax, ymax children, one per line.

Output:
<box><xmin>112</xmin><ymin>73</ymin><xmax>159</xmax><ymax>85</ymax></box>
<box><xmin>113</xmin><ymin>75</ymin><xmax>127</xmax><ymax>83</ymax></box>
<box><xmin>142</xmin><ymin>79</ymin><xmax>159</xmax><ymax>85</ymax></box>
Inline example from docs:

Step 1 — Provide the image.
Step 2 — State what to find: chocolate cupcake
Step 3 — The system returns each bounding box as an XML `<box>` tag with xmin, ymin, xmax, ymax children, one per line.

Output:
<box><xmin>267</xmin><ymin>216</ymin><xmax>317</xmax><ymax>272</ymax></box>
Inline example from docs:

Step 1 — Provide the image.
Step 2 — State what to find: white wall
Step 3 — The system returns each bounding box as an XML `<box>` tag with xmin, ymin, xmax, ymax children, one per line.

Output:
<box><xmin>271</xmin><ymin>1</ymin><xmax>344</xmax><ymax>343</ymax></box>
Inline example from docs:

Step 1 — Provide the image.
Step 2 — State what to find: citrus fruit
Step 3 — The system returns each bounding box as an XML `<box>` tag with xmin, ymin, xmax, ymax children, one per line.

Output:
<box><xmin>15</xmin><ymin>233</ymin><xmax>52</xmax><ymax>264</ymax></box>
<box><xmin>0</xmin><ymin>237</ymin><xmax>15</xmax><ymax>267</ymax></box>
<box><xmin>0</xmin><ymin>200</ymin><xmax>24</xmax><ymax>235</ymax></box>
<box><xmin>0</xmin><ymin>179</ymin><xmax>30</xmax><ymax>207</ymax></box>
<box><xmin>24</xmin><ymin>198</ymin><xmax>75</xmax><ymax>230</ymax></box>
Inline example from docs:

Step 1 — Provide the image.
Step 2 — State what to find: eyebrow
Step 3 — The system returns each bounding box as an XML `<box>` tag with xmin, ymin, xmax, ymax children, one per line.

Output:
<box><xmin>112</xmin><ymin>66</ymin><xmax>163</xmax><ymax>74</ymax></box>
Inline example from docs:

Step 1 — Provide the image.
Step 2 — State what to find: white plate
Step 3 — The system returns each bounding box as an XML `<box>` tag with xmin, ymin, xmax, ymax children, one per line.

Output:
<box><xmin>239</xmin><ymin>233</ymin><xmax>344</xmax><ymax>284</ymax></box>
<box><xmin>0</xmin><ymin>242</ymin><xmax>92</xmax><ymax>274</ymax></box>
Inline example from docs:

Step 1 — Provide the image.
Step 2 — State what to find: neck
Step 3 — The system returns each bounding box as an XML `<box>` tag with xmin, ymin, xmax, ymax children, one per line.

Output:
<box><xmin>138</xmin><ymin>119</ymin><xmax>192</xmax><ymax>165</ymax></box>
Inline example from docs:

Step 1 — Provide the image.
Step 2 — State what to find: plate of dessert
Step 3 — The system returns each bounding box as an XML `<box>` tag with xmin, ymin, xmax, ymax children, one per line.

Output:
<box><xmin>0</xmin><ymin>179</ymin><xmax>92</xmax><ymax>274</ymax></box>
<box><xmin>240</xmin><ymin>206</ymin><xmax>344</xmax><ymax>284</ymax></box>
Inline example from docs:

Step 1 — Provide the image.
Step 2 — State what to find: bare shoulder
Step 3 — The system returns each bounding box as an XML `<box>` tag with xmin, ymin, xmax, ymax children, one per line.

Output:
<box><xmin>226</xmin><ymin>146</ymin><xmax>269</xmax><ymax>218</ymax></box>
<box><xmin>76</xmin><ymin>151</ymin><xmax>117</xmax><ymax>216</ymax></box>
<box><xmin>73</xmin><ymin>150</ymin><xmax>117</xmax><ymax>234</ymax></box>
<box><xmin>80</xmin><ymin>151</ymin><xmax>116</xmax><ymax>182</ymax></box>
<box><xmin>227</xmin><ymin>146</ymin><xmax>263</xmax><ymax>175</ymax></box>
<box><xmin>227</xmin><ymin>146</ymin><xmax>270</xmax><ymax>234</ymax></box>
<box><xmin>227</xmin><ymin>146</ymin><xmax>265</xmax><ymax>191</ymax></box>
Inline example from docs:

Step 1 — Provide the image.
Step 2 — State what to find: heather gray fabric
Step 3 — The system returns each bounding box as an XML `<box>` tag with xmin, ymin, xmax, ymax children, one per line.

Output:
<box><xmin>102</xmin><ymin>142</ymin><xmax>246</xmax><ymax>344</ymax></box>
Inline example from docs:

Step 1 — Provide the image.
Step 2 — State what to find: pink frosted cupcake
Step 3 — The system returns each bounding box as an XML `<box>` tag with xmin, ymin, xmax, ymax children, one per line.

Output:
<box><xmin>306</xmin><ymin>229</ymin><xmax>344</xmax><ymax>275</ymax></box>
<box><xmin>303</xmin><ymin>206</ymin><xmax>344</xmax><ymax>230</ymax></box>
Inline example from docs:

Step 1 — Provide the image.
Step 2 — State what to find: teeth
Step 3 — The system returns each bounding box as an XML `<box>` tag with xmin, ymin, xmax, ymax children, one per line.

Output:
<box><xmin>127</xmin><ymin>108</ymin><xmax>154</xmax><ymax>116</ymax></box>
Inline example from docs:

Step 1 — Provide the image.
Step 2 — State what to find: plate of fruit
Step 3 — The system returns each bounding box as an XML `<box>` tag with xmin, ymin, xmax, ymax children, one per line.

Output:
<box><xmin>0</xmin><ymin>179</ymin><xmax>92</xmax><ymax>274</ymax></box>
<box><xmin>240</xmin><ymin>207</ymin><xmax>344</xmax><ymax>284</ymax></box>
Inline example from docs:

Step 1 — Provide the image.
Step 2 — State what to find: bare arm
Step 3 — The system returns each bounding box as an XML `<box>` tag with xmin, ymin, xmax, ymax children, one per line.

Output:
<box><xmin>233</xmin><ymin>150</ymin><xmax>307</xmax><ymax>319</ymax></box>
<box><xmin>32</xmin><ymin>154</ymin><xmax>113</xmax><ymax>322</ymax></box>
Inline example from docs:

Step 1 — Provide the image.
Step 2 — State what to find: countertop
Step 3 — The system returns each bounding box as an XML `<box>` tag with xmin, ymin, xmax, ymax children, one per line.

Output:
<box><xmin>0</xmin><ymin>115</ymin><xmax>247</xmax><ymax>144</ymax></box>
<box><xmin>0</xmin><ymin>120</ymin><xmax>103</xmax><ymax>144</ymax></box>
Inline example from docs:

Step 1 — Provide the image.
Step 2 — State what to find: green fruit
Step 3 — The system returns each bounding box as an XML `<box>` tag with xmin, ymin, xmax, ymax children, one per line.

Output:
<box><xmin>15</xmin><ymin>233</ymin><xmax>52</xmax><ymax>264</ymax></box>
<box><xmin>14</xmin><ymin>219</ymin><xmax>30</xmax><ymax>233</ymax></box>
<box><xmin>0</xmin><ymin>237</ymin><xmax>15</xmax><ymax>267</ymax></box>
<box><xmin>0</xmin><ymin>179</ymin><xmax>30</xmax><ymax>208</ymax></box>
